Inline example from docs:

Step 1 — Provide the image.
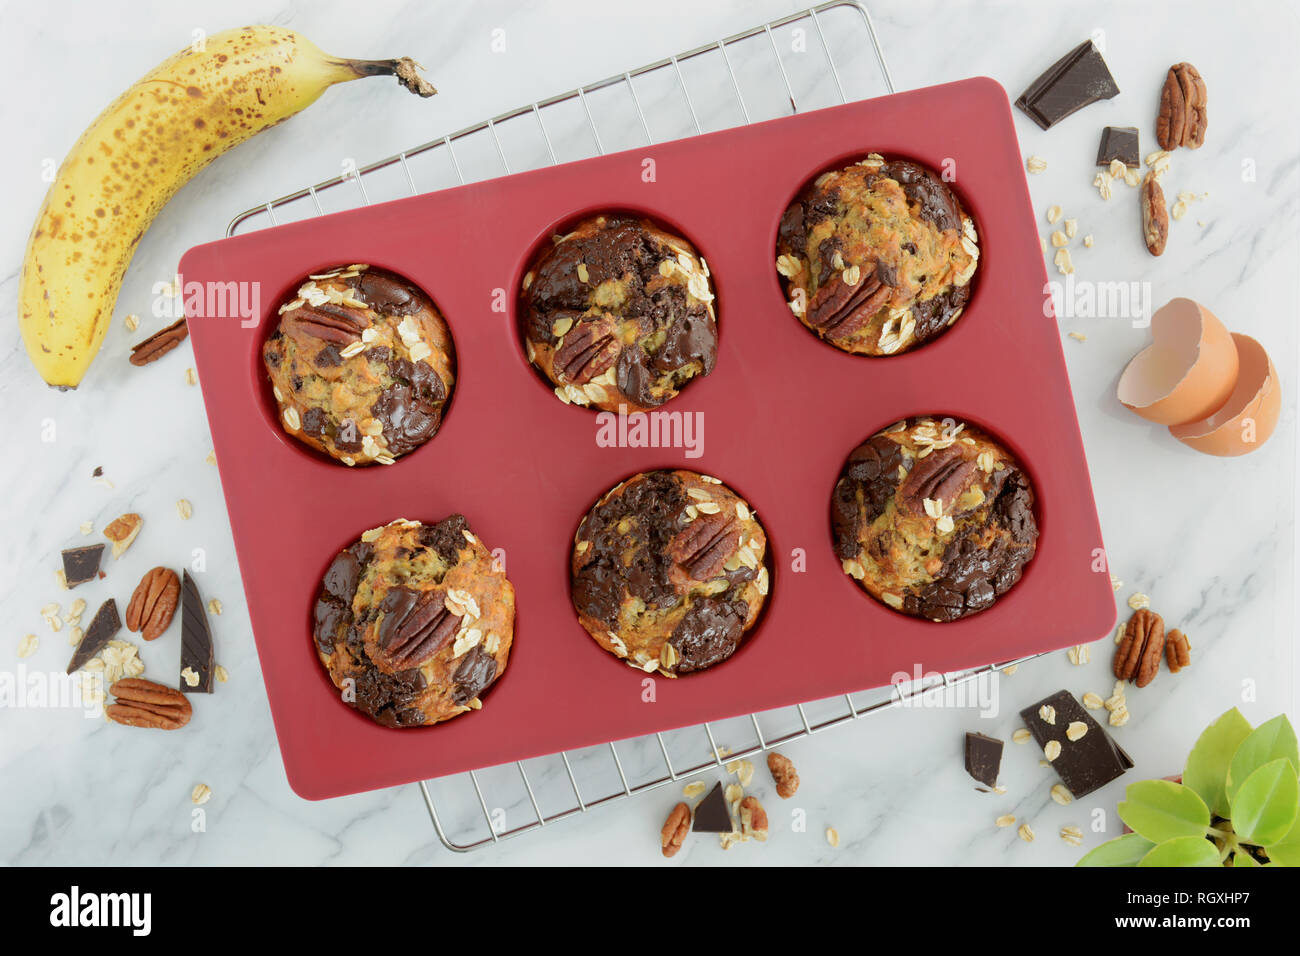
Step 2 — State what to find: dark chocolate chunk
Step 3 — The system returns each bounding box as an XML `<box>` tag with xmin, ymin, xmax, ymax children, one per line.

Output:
<box><xmin>1019</xmin><ymin>690</ymin><xmax>1133</xmax><ymax>798</ymax></box>
<box><xmin>91</xmin><ymin>466</ymin><xmax>103</xmax><ymax>478</ymax></box>
<box><xmin>451</xmin><ymin>645</ymin><xmax>499</xmax><ymax>705</ymax></box>
<box><xmin>1096</xmin><ymin>126</ymin><xmax>1140</xmax><ymax>167</ymax></box>
<box><xmin>691</xmin><ymin>782</ymin><xmax>733</xmax><ymax>833</ymax></box>
<box><xmin>66</xmin><ymin>599</ymin><xmax>121</xmax><ymax>673</ymax></box>
<box><xmin>61</xmin><ymin>544</ymin><xmax>105</xmax><ymax>588</ymax></box>
<box><xmin>180</xmin><ymin>570</ymin><xmax>215</xmax><ymax>693</ymax></box>
<box><xmin>1015</xmin><ymin>40</ymin><xmax>1120</xmax><ymax>131</ymax></box>
<box><xmin>964</xmin><ymin>731</ymin><xmax>1004</xmax><ymax>788</ymax></box>
<box><xmin>669</xmin><ymin>597</ymin><xmax>749</xmax><ymax>674</ymax></box>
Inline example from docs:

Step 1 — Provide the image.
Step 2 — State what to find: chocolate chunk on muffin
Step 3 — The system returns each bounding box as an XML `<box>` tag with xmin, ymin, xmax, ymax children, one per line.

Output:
<box><xmin>313</xmin><ymin>515</ymin><xmax>514</xmax><ymax>727</ymax></box>
<box><xmin>521</xmin><ymin>215</ymin><xmax>718</xmax><ymax>412</ymax></box>
<box><xmin>832</xmin><ymin>417</ymin><xmax>1038</xmax><ymax>621</ymax></box>
<box><xmin>571</xmin><ymin>470</ymin><xmax>769</xmax><ymax>676</ymax></box>
<box><xmin>263</xmin><ymin>265</ymin><xmax>455</xmax><ymax>465</ymax></box>
<box><xmin>776</xmin><ymin>155</ymin><xmax>979</xmax><ymax>355</ymax></box>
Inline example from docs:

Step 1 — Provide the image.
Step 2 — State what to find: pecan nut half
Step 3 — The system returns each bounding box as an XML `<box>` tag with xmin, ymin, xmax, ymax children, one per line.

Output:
<box><xmin>670</xmin><ymin>510</ymin><xmax>739</xmax><ymax>580</ymax></box>
<box><xmin>900</xmin><ymin>445</ymin><xmax>977</xmax><ymax>516</ymax></box>
<box><xmin>376</xmin><ymin>587</ymin><xmax>461</xmax><ymax>669</ymax></box>
<box><xmin>1166</xmin><ymin>628</ymin><xmax>1191</xmax><ymax>673</ymax></box>
<box><xmin>285</xmin><ymin>304</ymin><xmax>367</xmax><ymax>345</ymax></box>
<box><xmin>1156</xmin><ymin>62</ymin><xmax>1207</xmax><ymax>150</ymax></box>
<box><xmin>129</xmin><ymin>318</ymin><xmax>189</xmax><ymax>367</ymax></box>
<box><xmin>1114</xmin><ymin>608</ymin><xmax>1166</xmax><ymax>688</ymax></box>
<box><xmin>739</xmin><ymin>795</ymin><xmax>769</xmax><ymax>841</ymax></box>
<box><xmin>660</xmin><ymin>802</ymin><xmax>691</xmax><ymax>858</ymax></box>
<box><xmin>125</xmin><ymin>567</ymin><xmax>180</xmax><ymax>641</ymax></box>
<box><xmin>106</xmin><ymin>677</ymin><xmax>193</xmax><ymax>729</ymax></box>
<box><xmin>767</xmin><ymin>751</ymin><xmax>800</xmax><ymax>799</ymax></box>
<box><xmin>807</xmin><ymin>268</ymin><xmax>890</xmax><ymax>342</ymax></box>
<box><xmin>552</xmin><ymin>314</ymin><xmax>619</xmax><ymax>383</ymax></box>
<box><xmin>1141</xmin><ymin>172</ymin><xmax>1169</xmax><ymax>257</ymax></box>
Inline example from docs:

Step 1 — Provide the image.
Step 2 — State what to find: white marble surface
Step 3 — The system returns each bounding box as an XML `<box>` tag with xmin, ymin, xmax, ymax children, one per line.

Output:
<box><xmin>1</xmin><ymin>0</ymin><xmax>1296</xmax><ymax>866</ymax></box>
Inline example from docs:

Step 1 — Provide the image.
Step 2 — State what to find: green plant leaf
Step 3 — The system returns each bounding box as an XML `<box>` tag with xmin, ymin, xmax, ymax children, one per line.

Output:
<box><xmin>1138</xmin><ymin>835</ymin><xmax>1221</xmax><ymax>867</ymax></box>
<box><xmin>1264</xmin><ymin>804</ymin><xmax>1300</xmax><ymax>867</ymax></box>
<box><xmin>1118</xmin><ymin>779</ymin><xmax>1211</xmax><ymax>844</ymax></box>
<box><xmin>1183</xmin><ymin>707</ymin><xmax>1253</xmax><ymax>817</ymax></box>
<box><xmin>1231</xmin><ymin>758</ymin><xmax>1299</xmax><ymax>845</ymax></box>
<box><xmin>1226</xmin><ymin>715</ymin><xmax>1299</xmax><ymax>806</ymax></box>
<box><xmin>1231</xmin><ymin>849</ymin><xmax>1261</xmax><ymax>867</ymax></box>
<box><xmin>1075</xmin><ymin>832</ymin><xmax>1155</xmax><ymax>867</ymax></box>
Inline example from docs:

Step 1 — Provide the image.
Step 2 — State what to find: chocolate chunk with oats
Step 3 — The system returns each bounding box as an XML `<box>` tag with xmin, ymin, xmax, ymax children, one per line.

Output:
<box><xmin>179</xmin><ymin>570</ymin><xmax>215</xmax><ymax>693</ymax></box>
<box><xmin>1019</xmin><ymin>690</ymin><xmax>1133</xmax><ymax>798</ymax></box>
<box><xmin>61</xmin><ymin>543</ymin><xmax>105</xmax><ymax>588</ymax></box>
<box><xmin>964</xmin><ymin>731</ymin><xmax>1004</xmax><ymax>788</ymax></box>
<box><xmin>66</xmin><ymin>599</ymin><xmax>121</xmax><ymax>673</ymax></box>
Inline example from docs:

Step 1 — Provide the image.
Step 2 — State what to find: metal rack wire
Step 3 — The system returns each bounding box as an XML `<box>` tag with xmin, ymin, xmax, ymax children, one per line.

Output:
<box><xmin>229</xmin><ymin>1</ymin><xmax>1041</xmax><ymax>852</ymax></box>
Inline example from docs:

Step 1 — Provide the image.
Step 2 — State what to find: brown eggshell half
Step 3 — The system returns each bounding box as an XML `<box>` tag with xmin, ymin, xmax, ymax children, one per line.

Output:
<box><xmin>1117</xmin><ymin>298</ymin><xmax>1239</xmax><ymax>425</ymax></box>
<box><xmin>1168</xmin><ymin>334</ymin><xmax>1280</xmax><ymax>456</ymax></box>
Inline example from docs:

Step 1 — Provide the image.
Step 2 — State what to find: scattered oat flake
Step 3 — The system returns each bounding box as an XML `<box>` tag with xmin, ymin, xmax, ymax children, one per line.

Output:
<box><xmin>1012</xmin><ymin>728</ymin><xmax>1032</xmax><ymax>744</ymax></box>
<box><xmin>1018</xmin><ymin>823</ymin><xmax>1035</xmax><ymax>843</ymax></box>
<box><xmin>1128</xmin><ymin>592</ymin><xmax>1150</xmax><ymax>610</ymax></box>
<box><xmin>215</xmin><ymin>665</ymin><xmax>229</xmax><ymax>683</ymax></box>
<box><xmin>1171</xmin><ymin>200</ymin><xmax>1188</xmax><ymax>220</ymax></box>
<box><xmin>683</xmin><ymin>781</ymin><xmax>707</xmax><ymax>799</ymax></box>
<box><xmin>1046</xmin><ymin>205</ymin><xmax>1062</xmax><ymax>224</ymax></box>
<box><xmin>1051</xmin><ymin>783</ymin><xmax>1073</xmax><ymax>806</ymax></box>
<box><xmin>1068</xmin><ymin>332</ymin><xmax>1086</xmax><ymax>343</ymax></box>
<box><xmin>18</xmin><ymin>634</ymin><xmax>39</xmax><ymax>658</ymax></box>
<box><xmin>1060</xmin><ymin>825</ymin><xmax>1084</xmax><ymax>847</ymax></box>
<box><xmin>205</xmin><ymin>450</ymin><xmax>217</xmax><ymax>466</ymax></box>
<box><xmin>185</xmin><ymin>368</ymin><xmax>198</xmax><ymax>386</ymax></box>
<box><xmin>176</xmin><ymin>499</ymin><xmax>193</xmax><ymax>520</ymax></box>
<box><xmin>124</xmin><ymin>314</ymin><xmax>140</xmax><ymax>332</ymax></box>
<box><xmin>1110</xmin><ymin>573</ymin><xmax>1122</xmax><ymax>591</ymax></box>
<box><xmin>1083</xmin><ymin>234</ymin><xmax>1095</xmax><ymax>247</ymax></box>
<box><xmin>191</xmin><ymin>784</ymin><xmax>212</xmax><ymax>806</ymax></box>
<box><xmin>207</xmin><ymin>599</ymin><xmax>223</xmax><ymax>616</ymax></box>
<box><xmin>79</xmin><ymin>520</ymin><xmax>94</xmax><ymax>535</ymax></box>
<box><xmin>1026</xmin><ymin>155</ymin><xmax>1047</xmax><ymax>174</ymax></box>
<box><xmin>1002</xmin><ymin>664</ymin><xmax>1018</xmax><ymax>676</ymax></box>
<box><xmin>996</xmin><ymin>814</ymin><xmax>1016</xmax><ymax>828</ymax></box>
<box><xmin>1064</xmin><ymin>218</ymin><xmax>1078</xmax><ymax>238</ymax></box>
<box><xmin>826</xmin><ymin>827</ymin><xmax>840</xmax><ymax>848</ymax></box>
<box><xmin>1082</xmin><ymin>692</ymin><xmax>1104</xmax><ymax>710</ymax></box>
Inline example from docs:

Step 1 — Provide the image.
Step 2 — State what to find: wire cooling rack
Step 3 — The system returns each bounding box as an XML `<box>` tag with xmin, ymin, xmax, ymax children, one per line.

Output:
<box><xmin>228</xmin><ymin>0</ymin><xmax>1040</xmax><ymax>852</ymax></box>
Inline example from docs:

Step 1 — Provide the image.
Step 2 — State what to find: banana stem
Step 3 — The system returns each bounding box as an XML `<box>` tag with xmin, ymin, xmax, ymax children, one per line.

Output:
<box><xmin>329</xmin><ymin>57</ymin><xmax>437</xmax><ymax>97</ymax></box>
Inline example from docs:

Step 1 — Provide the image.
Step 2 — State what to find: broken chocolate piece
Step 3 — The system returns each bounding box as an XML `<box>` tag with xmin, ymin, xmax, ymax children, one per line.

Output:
<box><xmin>1019</xmin><ymin>690</ymin><xmax>1133</xmax><ymax>797</ymax></box>
<box><xmin>66</xmin><ymin>599</ymin><xmax>121</xmax><ymax>673</ymax></box>
<box><xmin>1096</xmin><ymin>126</ymin><xmax>1140</xmax><ymax>167</ymax></box>
<box><xmin>691</xmin><ymin>782</ymin><xmax>733</xmax><ymax>833</ymax></box>
<box><xmin>1016</xmin><ymin>40</ymin><xmax>1120</xmax><ymax>131</ymax></box>
<box><xmin>179</xmin><ymin>570</ymin><xmax>215</xmax><ymax>693</ymax></box>
<box><xmin>61</xmin><ymin>544</ymin><xmax>106</xmax><ymax>588</ymax></box>
<box><xmin>964</xmin><ymin>731</ymin><xmax>1004</xmax><ymax>788</ymax></box>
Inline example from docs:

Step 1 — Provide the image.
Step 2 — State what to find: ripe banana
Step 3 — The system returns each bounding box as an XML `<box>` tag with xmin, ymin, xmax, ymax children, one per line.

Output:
<box><xmin>20</xmin><ymin>26</ymin><xmax>435</xmax><ymax>388</ymax></box>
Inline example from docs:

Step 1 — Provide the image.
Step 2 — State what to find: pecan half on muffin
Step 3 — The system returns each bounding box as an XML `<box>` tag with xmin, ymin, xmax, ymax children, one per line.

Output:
<box><xmin>832</xmin><ymin>417</ymin><xmax>1038</xmax><ymax>621</ymax></box>
<box><xmin>312</xmin><ymin>515</ymin><xmax>514</xmax><ymax>727</ymax></box>
<box><xmin>263</xmin><ymin>265</ymin><xmax>455</xmax><ymax>465</ymax></box>
<box><xmin>776</xmin><ymin>155</ymin><xmax>978</xmax><ymax>355</ymax></box>
<box><xmin>520</xmin><ymin>215</ymin><xmax>718</xmax><ymax>412</ymax></box>
<box><xmin>571</xmin><ymin>470</ymin><xmax>769</xmax><ymax>676</ymax></box>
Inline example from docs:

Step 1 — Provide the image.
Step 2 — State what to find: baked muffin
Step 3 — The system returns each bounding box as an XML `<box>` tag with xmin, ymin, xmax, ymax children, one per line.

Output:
<box><xmin>832</xmin><ymin>417</ymin><xmax>1038</xmax><ymax>621</ymax></box>
<box><xmin>776</xmin><ymin>155</ymin><xmax>978</xmax><ymax>355</ymax></box>
<box><xmin>571</xmin><ymin>470</ymin><xmax>769</xmax><ymax>676</ymax></box>
<box><xmin>312</xmin><ymin>515</ymin><xmax>514</xmax><ymax>727</ymax></box>
<box><xmin>520</xmin><ymin>214</ymin><xmax>718</xmax><ymax>412</ymax></box>
<box><xmin>263</xmin><ymin>265</ymin><xmax>455</xmax><ymax>465</ymax></box>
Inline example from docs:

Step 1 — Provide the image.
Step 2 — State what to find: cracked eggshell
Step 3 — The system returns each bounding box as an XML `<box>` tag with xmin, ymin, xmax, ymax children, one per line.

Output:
<box><xmin>1169</xmin><ymin>334</ymin><xmax>1279</xmax><ymax>456</ymax></box>
<box><xmin>1117</xmin><ymin>298</ymin><xmax>1238</xmax><ymax>426</ymax></box>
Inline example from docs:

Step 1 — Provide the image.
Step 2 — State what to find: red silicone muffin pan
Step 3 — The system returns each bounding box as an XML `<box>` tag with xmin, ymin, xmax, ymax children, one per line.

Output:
<box><xmin>179</xmin><ymin>78</ymin><xmax>1116</xmax><ymax>800</ymax></box>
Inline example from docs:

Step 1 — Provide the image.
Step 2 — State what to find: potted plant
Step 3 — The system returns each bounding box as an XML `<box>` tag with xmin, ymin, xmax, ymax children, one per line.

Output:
<box><xmin>1078</xmin><ymin>709</ymin><xmax>1298</xmax><ymax>866</ymax></box>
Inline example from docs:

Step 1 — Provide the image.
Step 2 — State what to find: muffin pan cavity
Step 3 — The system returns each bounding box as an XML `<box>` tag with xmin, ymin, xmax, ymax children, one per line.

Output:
<box><xmin>180</xmin><ymin>78</ymin><xmax>1114</xmax><ymax>799</ymax></box>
